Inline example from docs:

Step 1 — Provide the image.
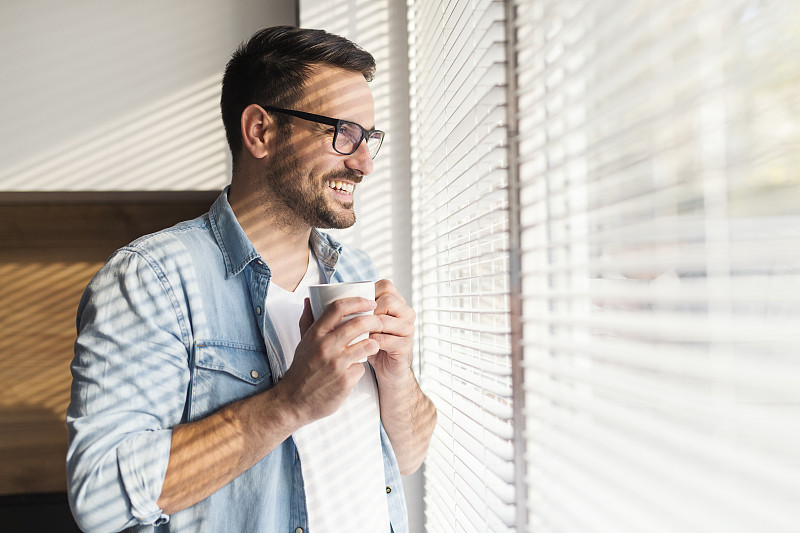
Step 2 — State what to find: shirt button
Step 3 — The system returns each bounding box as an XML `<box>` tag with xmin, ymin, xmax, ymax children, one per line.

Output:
<box><xmin>255</xmin><ymin>306</ymin><xmax>262</xmax><ymax>315</ymax></box>
<box><xmin>386</xmin><ymin>486</ymin><xmax>392</xmax><ymax>494</ymax></box>
<box><xmin>295</xmin><ymin>528</ymin><xmax>304</xmax><ymax>533</ymax></box>
<box><xmin>250</xmin><ymin>370</ymin><xmax>259</xmax><ymax>379</ymax></box>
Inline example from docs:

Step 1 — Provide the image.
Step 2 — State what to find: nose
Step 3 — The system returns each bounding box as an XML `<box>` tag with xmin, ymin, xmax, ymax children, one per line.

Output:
<box><xmin>344</xmin><ymin>139</ymin><xmax>374</xmax><ymax>176</ymax></box>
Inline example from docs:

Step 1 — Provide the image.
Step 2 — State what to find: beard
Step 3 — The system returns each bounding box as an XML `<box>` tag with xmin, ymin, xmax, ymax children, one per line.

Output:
<box><xmin>261</xmin><ymin>135</ymin><xmax>362</xmax><ymax>230</ymax></box>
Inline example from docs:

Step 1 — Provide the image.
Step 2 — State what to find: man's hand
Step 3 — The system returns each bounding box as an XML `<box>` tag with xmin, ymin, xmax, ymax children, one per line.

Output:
<box><xmin>158</xmin><ymin>296</ymin><xmax>380</xmax><ymax>516</ymax></box>
<box><xmin>367</xmin><ymin>279</ymin><xmax>416</xmax><ymax>383</ymax></box>
<box><xmin>366</xmin><ymin>279</ymin><xmax>436</xmax><ymax>474</ymax></box>
<box><xmin>276</xmin><ymin>297</ymin><xmax>381</xmax><ymax>426</ymax></box>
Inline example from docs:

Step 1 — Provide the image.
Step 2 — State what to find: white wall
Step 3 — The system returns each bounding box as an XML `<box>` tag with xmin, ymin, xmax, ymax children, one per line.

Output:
<box><xmin>0</xmin><ymin>0</ymin><xmax>296</xmax><ymax>191</ymax></box>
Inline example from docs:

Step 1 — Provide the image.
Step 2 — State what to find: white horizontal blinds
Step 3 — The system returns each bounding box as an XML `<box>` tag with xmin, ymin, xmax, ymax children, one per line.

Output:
<box><xmin>516</xmin><ymin>0</ymin><xmax>800</xmax><ymax>532</ymax></box>
<box><xmin>408</xmin><ymin>0</ymin><xmax>516</xmax><ymax>531</ymax></box>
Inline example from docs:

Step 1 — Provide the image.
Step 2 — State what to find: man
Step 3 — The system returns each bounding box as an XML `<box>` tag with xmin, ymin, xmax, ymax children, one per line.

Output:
<box><xmin>66</xmin><ymin>26</ymin><xmax>436</xmax><ymax>533</ymax></box>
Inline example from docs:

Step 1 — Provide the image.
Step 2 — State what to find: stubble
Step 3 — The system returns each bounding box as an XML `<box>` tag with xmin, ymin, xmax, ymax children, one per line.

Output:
<box><xmin>260</xmin><ymin>136</ymin><xmax>361</xmax><ymax>230</ymax></box>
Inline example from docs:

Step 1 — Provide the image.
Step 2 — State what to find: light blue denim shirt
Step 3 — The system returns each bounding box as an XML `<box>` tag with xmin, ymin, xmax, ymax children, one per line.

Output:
<box><xmin>66</xmin><ymin>189</ymin><xmax>408</xmax><ymax>533</ymax></box>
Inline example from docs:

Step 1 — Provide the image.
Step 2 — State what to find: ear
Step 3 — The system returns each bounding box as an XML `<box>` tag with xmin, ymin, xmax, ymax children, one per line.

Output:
<box><xmin>240</xmin><ymin>104</ymin><xmax>277</xmax><ymax>160</ymax></box>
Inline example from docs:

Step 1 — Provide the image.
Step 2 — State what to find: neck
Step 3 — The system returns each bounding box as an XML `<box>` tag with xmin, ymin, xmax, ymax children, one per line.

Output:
<box><xmin>228</xmin><ymin>182</ymin><xmax>313</xmax><ymax>291</ymax></box>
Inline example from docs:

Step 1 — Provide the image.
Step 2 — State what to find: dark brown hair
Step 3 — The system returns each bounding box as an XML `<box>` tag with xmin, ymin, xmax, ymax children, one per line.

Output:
<box><xmin>220</xmin><ymin>26</ymin><xmax>376</xmax><ymax>164</ymax></box>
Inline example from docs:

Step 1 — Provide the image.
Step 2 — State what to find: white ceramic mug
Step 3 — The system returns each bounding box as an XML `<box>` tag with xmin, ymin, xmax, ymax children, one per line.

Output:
<box><xmin>308</xmin><ymin>281</ymin><xmax>376</xmax><ymax>361</ymax></box>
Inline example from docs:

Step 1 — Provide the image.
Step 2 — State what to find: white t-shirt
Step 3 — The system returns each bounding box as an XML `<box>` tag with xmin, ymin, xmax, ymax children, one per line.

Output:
<box><xmin>265</xmin><ymin>250</ymin><xmax>391</xmax><ymax>533</ymax></box>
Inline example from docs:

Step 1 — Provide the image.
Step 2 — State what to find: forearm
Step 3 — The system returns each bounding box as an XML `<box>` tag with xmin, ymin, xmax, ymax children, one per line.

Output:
<box><xmin>157</xmin><ymin>386</ymin><xmax>300</xmax><ymax>514</ymax></box>
<box><xmin>378</xmin><ymin>369</ymin><xmax>437</xmax><ymax>475</ymax></box>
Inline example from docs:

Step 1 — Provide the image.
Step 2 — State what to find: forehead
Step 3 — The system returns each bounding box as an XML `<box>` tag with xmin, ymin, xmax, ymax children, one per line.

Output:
<box><xmin>299</xmin><ymin>66</ymin><xmax>375</xmax><ymax>127</ymax></box>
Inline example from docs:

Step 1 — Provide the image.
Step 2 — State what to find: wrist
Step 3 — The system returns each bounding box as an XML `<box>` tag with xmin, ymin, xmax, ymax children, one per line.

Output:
<box><xmin>236</xmin><ymin>384</ymin><xmax>303</xmax><ymax>450</ymax></box>
<box><xmin>376</xmin><ymin>363</ymin><xmax>416</xmax><ymax>393</ymax></box>
<box><xmin>266</xmin><ymin>381</ymin><xmax>305</xmax><ymax>434</ymax></box>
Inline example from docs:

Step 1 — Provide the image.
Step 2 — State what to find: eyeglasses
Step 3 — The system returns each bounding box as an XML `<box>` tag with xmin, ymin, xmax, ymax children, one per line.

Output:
<box><xmin>262</xmin><ymin>106</ymin><xmax>385</xmax><ymax>159</ymax></box>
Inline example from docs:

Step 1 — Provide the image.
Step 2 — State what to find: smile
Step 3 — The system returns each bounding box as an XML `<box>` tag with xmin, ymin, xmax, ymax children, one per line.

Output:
<box><xmin>327</xmin><ymin>180</ymin><xmax>355</xmax><ymax>194</ymax></box>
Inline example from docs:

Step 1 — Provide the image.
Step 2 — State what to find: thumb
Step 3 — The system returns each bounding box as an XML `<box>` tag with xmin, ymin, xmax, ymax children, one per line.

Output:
<box><xmin>299</xmin><ymin>297</ymin><xmax>315</xmax><ymax>337</ymax></box>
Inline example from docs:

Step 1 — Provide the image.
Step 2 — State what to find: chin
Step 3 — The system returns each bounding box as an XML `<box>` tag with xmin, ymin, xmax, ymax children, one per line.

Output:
<box><xmin>317</xmin><ymin>211</ymin><xmax>356</xmax><ymax>230</ymax></box>
<box><xmin>318</xmin><ymin>200</ymin><xmax>356</xmax><ymax>229</ymax></box>
<box><xmin>324</xmin><ymin>218</ymin><xmax>357</xmax><ymax>230</ymax></box>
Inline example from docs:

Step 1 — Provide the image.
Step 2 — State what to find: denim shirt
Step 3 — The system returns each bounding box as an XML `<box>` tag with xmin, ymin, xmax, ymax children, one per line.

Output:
<box><xmin>66</xmin><ymin>189</ymin><xmax>408</xmax><ymax>533</ymax></box>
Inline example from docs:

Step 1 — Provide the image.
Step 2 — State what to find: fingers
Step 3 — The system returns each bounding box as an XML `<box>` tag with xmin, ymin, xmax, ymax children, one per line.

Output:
<box><xmin>299</xmin><ymin>298</ymin><xmax>314</xmax><ymax>336</ymax></box>
<box><xmin>301</xmin><ymin>281</ymin><xmax>415</xmax><ymax>369</ymax></box>
<box><xmin>370</xmin><ymin>315</ymin><xmax>414</xmax><ymax>357</ymax></box>
<box><xmin>369</xmin><ymin>331</ymin><xmax>410</xmax><ymax>355</ymax></box>
<box><xmin>375</xmin><ymin>279</ymin><xmax>406</xmax><ymax>306</ymax></box>
<box><xmin>371</xmin><ymin>280</ymin><xmax>415</xmax><ymax>365</ymax></box>
<box><xmin>284</xmin><ymin>295</ymin><xmax>381</xmax><ymax>426</ymax></box>
<box><xmin>325</xmin><ymin>313</ymin><xmax>382</xmax><ymax>357</ymax></box>
<box><xmin>346</xmin><ymin>336</ymin><xmax>381</xmax><ymax>362</ymax></box>
<box><xmin>282</xmin><ymin>341</ymin><xmax>367</xmax><ymax>424</ymax></box>
<box><xmin>374</xmin><ymin>313</ymin><xmax>414</xmax><ymax>338</ymax></box>
<box><xmin>374</xmin><ymin>281</ymin><xmax>415</xmax><ymax>323</ymax></box>
<box><xmin>313</xmin><ymin>297</ymin><xmax>377</xmax><ymax>333</ymax></box>
<box><xmin>305</xmin><ymin>300</ymin><xmax>381</xmax><ymax>364</ymax></box>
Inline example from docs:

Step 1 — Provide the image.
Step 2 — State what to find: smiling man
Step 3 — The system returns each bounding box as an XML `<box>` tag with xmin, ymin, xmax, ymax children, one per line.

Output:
<box><xmin>66</xmin><ymin>26</ymin><xmax>436</xmax><ymax>533</ymax></box>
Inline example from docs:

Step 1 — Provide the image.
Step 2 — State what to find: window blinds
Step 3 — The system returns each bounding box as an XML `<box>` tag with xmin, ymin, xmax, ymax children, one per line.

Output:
<box><xmin>301</xmin><ymin>0</ymin><xmax>799</xmax><ymax>531</ymax></box>
<box><xmin>515</xmin><ymin>1</ymin><xmax>800</xmax><ymax>532</ymax></box>
<box><xmin>408</xmin><ymin>0</ymin><xmax>517</xmax><ymax>531</ymax></box>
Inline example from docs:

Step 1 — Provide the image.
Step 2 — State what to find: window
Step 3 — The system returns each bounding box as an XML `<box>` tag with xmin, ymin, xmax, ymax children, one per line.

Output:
<box><xmin>304</xmin><ymin>0</ymin><xmax>800</xmax><ymax>531</ymax></box>
<box><xmin>516</xmin><ymin>1</ymin><xmax>800</xmax><ymax>531</ymax></box>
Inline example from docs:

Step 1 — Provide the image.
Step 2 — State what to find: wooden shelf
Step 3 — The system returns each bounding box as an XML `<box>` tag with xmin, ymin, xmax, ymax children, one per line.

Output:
<box><xmin>0</xmin><ymin>192</ymin><xmax>219</xmax><ymax>495</ymax></box>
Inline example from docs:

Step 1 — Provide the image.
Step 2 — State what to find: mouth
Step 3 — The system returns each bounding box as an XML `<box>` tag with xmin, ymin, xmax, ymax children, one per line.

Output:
<box><xmin>326</xmin><ymin>179</ymin><xmax>355</xmax><ymax>196</ymax></box>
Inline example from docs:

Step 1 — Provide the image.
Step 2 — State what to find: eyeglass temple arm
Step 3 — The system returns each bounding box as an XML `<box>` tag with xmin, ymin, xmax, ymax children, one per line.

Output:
<box><xmin>261</xmin><ymin>106</ymin><xmax>339</xmax><ymax>127</ymax></box>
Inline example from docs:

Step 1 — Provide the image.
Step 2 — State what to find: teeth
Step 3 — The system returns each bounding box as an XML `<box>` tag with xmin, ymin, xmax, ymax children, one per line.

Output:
<box><xmin>327</xmin><ymin>180</ymin><xmax>354</xmax><ymax>194</ymax></box>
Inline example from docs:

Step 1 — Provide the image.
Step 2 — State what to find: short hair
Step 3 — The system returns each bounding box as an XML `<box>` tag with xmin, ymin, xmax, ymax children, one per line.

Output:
<box><xmin>220</xmin><ymin>26</ymin><xmax>376</xmax><ymax>164</ymax></box>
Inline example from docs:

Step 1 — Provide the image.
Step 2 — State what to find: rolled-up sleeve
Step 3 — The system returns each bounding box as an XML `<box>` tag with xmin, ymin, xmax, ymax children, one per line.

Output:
<box><xmin>66</xmin><ymin>246</ymin><xmax>191</xmax><ymax>532</ymax></box>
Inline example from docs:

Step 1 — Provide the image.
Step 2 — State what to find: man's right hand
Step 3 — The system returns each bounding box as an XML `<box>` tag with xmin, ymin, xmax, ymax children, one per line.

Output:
<box><xmin>157</xmin><ymin>296</ymin><xmax>379</xmax><ymax>515</ymax></box>
<box><xmin>274</xmin><ymin>296</ymin><xmax>380</xmax><ymax>426</ymax></box>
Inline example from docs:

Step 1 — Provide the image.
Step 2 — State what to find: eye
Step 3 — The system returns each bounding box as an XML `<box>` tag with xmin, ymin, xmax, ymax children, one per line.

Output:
<box><xmin>338</xmin><ymin>123</ymin><xmax>362</xmax><ymax>144</ymax></box>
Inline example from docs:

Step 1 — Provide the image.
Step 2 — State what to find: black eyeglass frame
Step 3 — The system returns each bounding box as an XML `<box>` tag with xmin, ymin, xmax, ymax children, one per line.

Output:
<box><xmin>261</xmin><ymin>105</ymin><xmax>384</xmax><ymax>159</ymax></box>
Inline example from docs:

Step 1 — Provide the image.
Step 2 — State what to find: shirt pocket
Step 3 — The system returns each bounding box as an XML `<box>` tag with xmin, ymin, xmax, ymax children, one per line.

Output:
<box><xmin>188</xmin><ymin>341</ymin><xmax>273</xmax><ymax>421</ymax></box>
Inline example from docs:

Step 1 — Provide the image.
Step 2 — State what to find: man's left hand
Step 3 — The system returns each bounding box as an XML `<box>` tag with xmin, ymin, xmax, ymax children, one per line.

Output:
<box><xmin>368</xmin><ymin>279</ymin><xmax>415</xmax><ymax>381</ymax></box>
<box><xmin>367</xmin><ymin>278</ymin><xmax>436</xmax><ymax>474</ymax></box>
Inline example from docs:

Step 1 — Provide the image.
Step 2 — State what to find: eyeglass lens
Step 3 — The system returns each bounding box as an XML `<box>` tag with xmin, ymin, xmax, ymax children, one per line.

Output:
<box><xmin>335</xmin><ymin>122</ymin><xmax>383</xmax><ymax>158</ymax></box>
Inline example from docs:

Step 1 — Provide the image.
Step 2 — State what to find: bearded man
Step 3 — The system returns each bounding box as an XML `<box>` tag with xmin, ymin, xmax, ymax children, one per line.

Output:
<box><xmin>66</xmin><ymin>26</ymin><xmax>436</xmax><ymax>533</ymax></box>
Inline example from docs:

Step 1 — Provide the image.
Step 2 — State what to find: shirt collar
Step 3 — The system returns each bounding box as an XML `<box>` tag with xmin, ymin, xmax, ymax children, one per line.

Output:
<box><xmin>209</xmin><ymin>187</ymin><xmax>343</xmax><ymax>278</ymax></box>
<box><xmin>310</xmin><ymin>228</ymin><xmax>342</xmax><ymax>271</ymax></box>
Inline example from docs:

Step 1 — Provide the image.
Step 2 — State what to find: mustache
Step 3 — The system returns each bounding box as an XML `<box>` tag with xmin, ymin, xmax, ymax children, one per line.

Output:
<box><xmin>324</xmin><ymin>169</ymin><xmax>363</xmax><ymax>184</ymax></box>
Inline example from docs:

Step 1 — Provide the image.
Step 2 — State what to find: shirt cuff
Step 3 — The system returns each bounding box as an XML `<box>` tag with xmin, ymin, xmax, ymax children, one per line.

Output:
<box><xmin>117</xmin><ymin>428</ymin><xmax>173</xmax><ymax>526</ymax></box>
